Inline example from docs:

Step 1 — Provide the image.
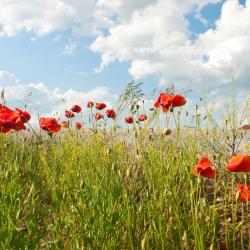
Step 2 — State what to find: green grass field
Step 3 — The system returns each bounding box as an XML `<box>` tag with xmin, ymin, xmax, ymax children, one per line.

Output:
<box><xmin>1</xmin><ymin>87</ymin><xmax>250</xmax><ymax>249</ymax></box>
<box><xmin>0</xmin><ymin>130</ymin><xmax>249</xmax><ymax>249</ymax></box>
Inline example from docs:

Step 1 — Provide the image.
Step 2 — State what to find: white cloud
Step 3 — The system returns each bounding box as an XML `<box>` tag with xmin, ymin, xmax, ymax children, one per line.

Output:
<box><xmin>0</xmin><ymin>70</ymin><xmax>118</xmax><ymax>124</ymax></box>
<box><xmin>91</xmin><ymin>0</ymin><xmax>250</xmax><ymax>91</ymax></box>
<box><xmin>0</xmin><ymin>0</ymin><xmax>249</xmax><ymax>95</ymax></box>
<box><xmin>0</xmin><ymin>0</ymin><xmax>115</xmax><ymax>37</ymax></box>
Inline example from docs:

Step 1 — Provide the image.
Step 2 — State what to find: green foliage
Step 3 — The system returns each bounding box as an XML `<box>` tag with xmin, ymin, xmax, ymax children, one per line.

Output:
<box><xmin>0</xmin><ymin>92</ymin><xmax>250</xmax><ymax>249</ymax></box>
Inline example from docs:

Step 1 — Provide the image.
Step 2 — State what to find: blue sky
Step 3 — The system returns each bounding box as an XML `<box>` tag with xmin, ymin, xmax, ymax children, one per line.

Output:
<box><xmin>0</xmin><ymin>0</ymin><xmax>249</xmax><ymax>119</ymax></box>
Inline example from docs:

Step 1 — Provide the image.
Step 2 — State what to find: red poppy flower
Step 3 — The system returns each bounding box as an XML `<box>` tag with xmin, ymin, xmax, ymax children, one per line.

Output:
<box><xmin>14</xmin><ymin>108</ymin><xmax>31</xmax><ymax>123</ymax></box>
<box><xmin>75</xmin><ymin>121</ymin><xmax>82</xmax><ymax>130</ymax></box>
<box><xmin>0</xmin><ymin>105</ymin><xmax>30</xmax><ymax>133</ymax></box>
<box><xmin>39</xmin><ymin>117</ymin><xmax>61</xmax><ymax>133</ymax></box>
<box><xmin>71</xmin><ymin>105</ymin><xmax>82</xmax><ymax>113</ymax></box>
<box><xmin>106</xmin><ymin>109</ymin><xmax>116</xmax><ymax>119</ymax></box>
<box><xmin>236</xmin><ymin>184</ymin><xmax>250</xmax><ymax>202</ymax></box>
<box><xmin>95</xmin><ymin>102</ymin><xmax>106</xmax><ymax>110</ymax></box>
<box><xmin>87</xmin><ymin>101</ymin><xmax>94</xmax><ymax>108</ymax></box>
<box><xmin>61</xmin><ymin>121</ymin><xmax>69</xmax><ymax>128</ymax></box>
<box><xmin>65</xmin><ymin>110</ymin><xmax>75</xmax><ymax>118</ymax></box>
<box><xmin>154</xmin><ymin>93</ymin><xmax>173</xmax><ymax>109</ymax></box>
<box><xmin>193</xmin><ymin>156</ymin><xmax>217</xmax><ymax>179</ymax></box>
<box><xmin>162</xmin><ymin>106</ymin><xmax>169</xmax><ymax>113</ymax></box>
<box><xmin>171</xmin><ymin>94</ymin><xmax>187</xmax><ymax>107</ymax></box>
<box><xmin>226</xmin><ymin>154</ymin><xmax>250</xmax><ymax>172</ymax></box>
<box><xmin>95</xmin><ymin>113</ymin><xmax>103</xmax><ymax>120</ymax></box>
<box><xmin>0</xmin><ymin>105</ymin><xmax>14</xmax><ymax>133</ymax></box>
<box><xmin>12</xmin><ymin>109</ymin><xmax>31</xmax><ymax>131</ymax></box>
<box><xmin>154</xmin><ymin>93</ymin><xmax>186</xmax><ymax>111</ymax></box>
<box><xmin>138</xmin><ymin>114</ymin><xmax>147</xmax><ymax>122</ymax></box>
<box><xmin>125</xmin><ymin>116</ymin><xmax>134</xmax><ymax>124</ymax></box>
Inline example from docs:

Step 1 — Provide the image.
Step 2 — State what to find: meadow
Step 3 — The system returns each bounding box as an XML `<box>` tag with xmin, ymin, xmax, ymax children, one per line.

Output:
<box><xmin>0</xmin><ymin>84</ymin><xmax>250</xmax><ymax>249</ymax></box>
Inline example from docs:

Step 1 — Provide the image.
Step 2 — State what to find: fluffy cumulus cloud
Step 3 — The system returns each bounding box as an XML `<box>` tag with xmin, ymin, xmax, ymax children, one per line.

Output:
<box><xmin>0</xmin><ymin>0</ymin><xmax>162</xmax><ymax>37</ymax></box>
<box><xmin>0</xmin><ymin>70</ymin><xmax>118</xmax><ymax>124</ymax></box>
<box><xmin>0</xmin><ymin>0</ymin><xmax>115</xmax><ymax>37</ymax></box>
<box><xmin>91</xmin><ymin>0</ymin><xmax>250</xmax><ymax>91</ymax></box>
<box><xmin>0</xmin><ymin>0</ymin><xmax>249</xmax><ymax>109</ymax></box>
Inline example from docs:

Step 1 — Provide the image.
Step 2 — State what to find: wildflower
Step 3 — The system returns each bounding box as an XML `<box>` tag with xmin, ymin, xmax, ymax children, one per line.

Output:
<box><xmin>125</xmin><ymin>116</ymin><xmax>134</xmax><ymax>124</ymax></box>
<box><xmin>162</xmin><ymin>106</ymin><xmax>169</xmax><ymax>113</ymax></box>
<box><xmin>171</xmin><ymin>94</ymin><xmax>187</xmax><ymax>108</ymax></box>
<box><xmin>0</xmin><ymin>105</ymin><xmax>31</xmax><ymax>133</ymax></box>
<box><xmin>65</xmin><ymin>110</ymin><xmax>75</xmax><ymax>118</ymax></box>
<box><xmin>154</xmin><ymin>93</ymin><xmax>186</xmax><ymax>112</ymax></box>
<box><xmin>71</xmin><ymin>105</ymin><xmax>81</xmax><ymax>113</ymax></box>
<box><xmin>0</xmin><ymin>105</ymin><xmax>14</xmax><ymax>132</ymax></box>
<box><xmin>39</xmin><ymin>117</ymin><xmax>61</xmax><ymax>133</ymax></box>
<box><xmin>193</xmin><ymin>156</ymin><xmax>217</xmax><ymax>179</ymax></box>
<box><xmin>75</xmin><ymin>121</ymin><xmax>82</xmax><ymax>130</ymax></box>
<box><xmin>106</xmin><ymin>109</ymin><xmax>116</xmax><ymax>119</ymax></box>
<box><xmin>12</xmin><ymin>108</ymin><xmax>31</xmax><ymax>131</ymax></box>
<box><xmin>138</xmin><ymin>114</ymin><xmax>147</xmax><ymax>122</ymax></box>
<box><xmin>95</xmin><ymin>102</ymin><xmax>106</xmax><ymax>110</ymax></box>
<box><xmin>95</xmin><ymin>113</ymin><xmax>103</xmax><ymax>120</ymax></box>
<box><xmin>226</xmin><ymin>154</ymin><xmax>250</xmax><ymax>172</ymax></box>
<box><xmin>154</xmin><ymin>93</ymin><xmax>172</xmax><ymax>108</ymax></box>
<box><xmin>61</xmin><ymin>121</ymin><xmax>69</xmax><ymax>128</ymax></box>
<box><xmin>87</xmin><ymin>101</ymin><xmax>94</xmax><ymax>108</ymax></box>
<box><xmin>236</xmin><ymin>183</ymin><xmax>250</xmax><ymax>202</ymax></box>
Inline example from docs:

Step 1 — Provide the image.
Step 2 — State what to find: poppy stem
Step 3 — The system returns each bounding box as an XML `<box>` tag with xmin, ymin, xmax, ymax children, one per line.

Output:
<box><xmin>27</xmin><ymin>122</ymin><xmax>41</xmax><ymax>142</ymax></box>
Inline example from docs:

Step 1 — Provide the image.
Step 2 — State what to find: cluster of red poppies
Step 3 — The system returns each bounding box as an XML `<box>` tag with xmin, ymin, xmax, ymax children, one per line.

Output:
<box><xmin>0</xmin><ymin>105</ymin><xmax>31</xmax><ymax>133</ymax></box>
<box><xmin>1</xmin><ymin>93</ymin><xmax>250</xmax><ymax>203</ymax></box>
<box><xmin>154</xmin><ymin>93</ymin><xmax>187</xmax><ymax>112</ymax></box>
<box><xmin>193</xmin><ymin>154</ymin><xmax>250</xmax><ymax>202</ymax></box>
<box><xmin>58</xmin><ymin>101</ymin><xmax>149</xmax><ymax>127</ymax></box>
<box><xmin>39</xmin><ymin>104</ymin><xmax>83</xmax><ymax>133</ymax></box>
<box><xmin>1</xmin><ymin>92</ymin><xmax>187</xmax><ymax>134</ymax></box>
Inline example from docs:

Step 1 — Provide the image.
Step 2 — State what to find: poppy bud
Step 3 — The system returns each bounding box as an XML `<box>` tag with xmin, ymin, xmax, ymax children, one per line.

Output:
<box><xmin>87</xmin><ymin>101</ymin><xmax>94</xmax><ymax>108</ymax></box>
<box><xmin>170</xmin><ymin>107</ymin><xmax>174</xmax><ymax>112</ymax></box>
<box><xmin>163</xmin><ymin>128</ymin><xmax>171</xmax><ymax>136</ymax></box>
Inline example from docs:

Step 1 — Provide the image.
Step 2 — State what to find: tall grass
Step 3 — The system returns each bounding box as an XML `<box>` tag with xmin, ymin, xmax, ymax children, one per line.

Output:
<box><xmin>0</xmin><ymin>89</ymin><xmax>250</xmax><ymax>249</ymax></box>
